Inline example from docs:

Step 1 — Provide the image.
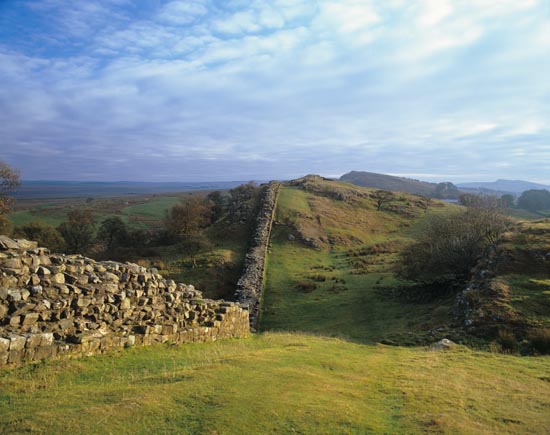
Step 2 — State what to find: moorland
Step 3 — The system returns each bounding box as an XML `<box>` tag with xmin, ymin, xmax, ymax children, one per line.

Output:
<box><xmin>1</xmin><ymin>173</ymin><xmax>550</xmax><ymax>434</ymax></box>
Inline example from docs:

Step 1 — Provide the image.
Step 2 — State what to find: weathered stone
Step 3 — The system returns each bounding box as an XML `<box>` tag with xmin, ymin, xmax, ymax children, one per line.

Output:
<box><xmin>104</xmin><ymin>283</ymin><xmax>118</xmax><ymax>293</ymax></box>
<box><xmin>9</xmin><ymin>335</ymin><xmax>27</xmax><ymax>351</ymax></box>
<box><xmin>9</xmin><ymin>316</ymin><xmax>21</xmax><ymax>326</ymax></box>
<box><xmin>2</xmin><ymin>257</ymin><xmax>22</xmax><ymax>269</ymax></box>
<box><xmin>51</xmin><ymin>273</ymin><xmax>65</xmax><ymax>284</ymax></box>
<box><xmin>0</xmin><ymin>236</ymin><xmax>20</xmax><ymax>250</ymax></box>
<box><xmin>37</xmin><ymin>266</ymin><xmax>51</xmax><ymax>276</ymax></box>
<box><xmin>0</xmin><ymin>337</ymin><xmax>10</xmax><ymax>353</ymax></box>
<box><xmin>431</xmin><ymin>338</ymin><xmax>456</xmax><ymax>351</ymax></box>
<box><xmin>0</xmin><ymin>236</ymin><xmax>250</xmax><ymax>367</ymax></box>
<box><xmin>16</xmin><ymin>239</ymin><xmax>38</xmax><ymax>250</ymax></box>
<box><xmin>8</xmin><ymin>349</ymin><xmax>25</xmax><ymax>365</ymax></box>
<box><xmin>103</xmin><ymin>272</ymin><xmax>119</xmax><ymax>282</ymax></box>
<box><xmin>120</xmin><ymin>298</ymin><xmax>131</xmax><ymax>310</ymax></box>
<box><xmin>22</xmin><ymin>313</ymin><xmax>40</xmax><ymax>326</ymax></box>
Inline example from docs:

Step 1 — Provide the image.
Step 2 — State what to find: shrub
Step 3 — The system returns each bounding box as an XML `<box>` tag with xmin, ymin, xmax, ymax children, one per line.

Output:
<box><xmin>15</xmin><ymin>222</ymin><xmax>65</xmax><ymax>251</ymax></box>
<box><xmin>295</xmin><ymin>280</ymin><xmax>317</xmax><ymax>293</ymax></box>
<box><xmin>397</xmin><ymin>208</ymin><xmax>510</xmax><ymax>285</ymax></box>
<box><xmin>498</xmin><ymin>330</ymin><xmax>519</xmax><ymax>353</ymax></box>
<box><xmin>529</xmin><ymin>328</ymin><xmax>550</xmax><ymax>355</ymax></box>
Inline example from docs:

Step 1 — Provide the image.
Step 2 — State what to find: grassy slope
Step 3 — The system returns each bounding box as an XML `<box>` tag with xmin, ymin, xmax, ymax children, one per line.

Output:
<box><xmin>493</xmin><ymin>220</ymin><xmax>550</xmax><ymax>331</ymax></box>
<box><xmin>262</xmin><ymin>184</ymin><xmax>464</xmax><ymax>345</ymax></box>
<box><xmin>1</xmin><ymin>333</ymin><xmax>549</xmax><ymax>435</ymax></box>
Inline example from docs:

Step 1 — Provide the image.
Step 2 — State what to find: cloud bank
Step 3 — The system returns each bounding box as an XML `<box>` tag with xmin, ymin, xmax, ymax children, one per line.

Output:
<box><xmin>0</xmin><ymin>0</ymin><xmax>548</xmax><ymax>182</ymax></box>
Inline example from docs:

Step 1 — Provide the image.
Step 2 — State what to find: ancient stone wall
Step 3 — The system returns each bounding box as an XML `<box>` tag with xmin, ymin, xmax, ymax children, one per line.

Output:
<box><xmin>235</xmin><ymin>181</ymin><xmax>280</xmax><ymax>329</ymax></box>
<box><xmin>0</xmin><ymin>236</ymin><xmax>249</xmax><ymax>367</ymax></box>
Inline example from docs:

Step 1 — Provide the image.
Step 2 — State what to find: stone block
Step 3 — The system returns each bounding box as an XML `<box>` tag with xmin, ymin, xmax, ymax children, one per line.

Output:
<box><xmin>161</xmin><ymin>324</ymin><xmax>177</xmax><ymax>335</ymax></box>
<box><xmin>22</xmin><ymin>313</ymin><xmax>40</xmax><ymax>326</ymax></box>
<box><xmin>0</xmin><ymin>236</ymin><xmax>20</xmax><ymax>250</ymax></box>
<box><xmin>25</xmin><ymin>334</ymin><xmax>42</xmax><ymax>349</ymax></box>
<box><xmin>8</xmin><ymin>349</ymin><xmax>25</xmax><ymax>365</ymax></box>
<box><xmin>0</xmin><ymin>337</ymin><xmax>10</xmax><ymax>353</ymax></box>
<box><xmin>33</xmin><ymin>345</ymin><xmax>57</xmax><ymax>361</ymax></box>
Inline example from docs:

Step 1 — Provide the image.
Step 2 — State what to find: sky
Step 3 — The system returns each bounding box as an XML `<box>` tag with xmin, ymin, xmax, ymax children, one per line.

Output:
<box><xmin>0</xmin><ymin>0</ymin><xmax>548</xmax><ymax>183</ymax></box>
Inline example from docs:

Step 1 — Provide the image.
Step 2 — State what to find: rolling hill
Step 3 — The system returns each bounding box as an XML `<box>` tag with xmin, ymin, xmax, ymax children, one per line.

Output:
<box><xmin>340</xmin><ymin>170</ymin><xmax>460</xmax><ymax>199</ymax></box>
<box><xmin>458</xmin><ymin>179</ymin><xmax>549</xmax><ymax>194</ymax></box>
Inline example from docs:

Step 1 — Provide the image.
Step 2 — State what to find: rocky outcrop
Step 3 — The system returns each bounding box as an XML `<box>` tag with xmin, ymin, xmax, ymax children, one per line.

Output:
<box><xmin>235</xmin><ymin>182</ymin><xmax>280</xmax><ymax>329</ymax></box>
<box><xmin>0</xmin><ymin>235</ymin><xmax>249</xmax><ymax>367</ymax></box>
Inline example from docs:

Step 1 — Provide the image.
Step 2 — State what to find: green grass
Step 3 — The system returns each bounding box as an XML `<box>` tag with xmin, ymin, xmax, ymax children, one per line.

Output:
<box><xmin>262</xmin><ymin>227</ymin><xmax>457</xmax><ymax>345</ymax></box>
<box><xmin>8</xmin><ymin>195</ymin><xmax>188</xmax><ymax>231</ymax></box>
<box><xmin>1</xmin><ymin>333</ymin><xmax>549</xmax><ymax>435</ymax></box>
<box><xmin>505</xmin><ymin>209</ymin><xmax>550</xmax><ymax>221</ymax></box>
<box><xmin>8</xmin><ymin>209</ymin><xmax>67</xmax><ymax>227</ymax></box>
<box><xmin>120</xmin><ymin>196</ymin><xmax>182</xmax><ymax>220</ymax></box>
<box><xmin>262</xmin><ymin>185</ymin><xmax>462</xmax><ymax>345</ymax></box>
<box><xmin>506</xmin><ymin>275</ymin><xmax>550</xmax><ymax>327</ymax></box>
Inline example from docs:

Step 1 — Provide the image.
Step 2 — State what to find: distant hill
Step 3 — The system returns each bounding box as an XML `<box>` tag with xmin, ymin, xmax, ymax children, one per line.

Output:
<box><xmin>11</xmin><ymin>180</ymin><xmax>254</xmax><ymax>199</ymax></box>
<box><xmin>340</xmin><ymin>170</ymin><xmax>460</xmax><ymax>199</ymax></box>
<box><xmin>457</xmin><ymin>179</ymin><xmax>549</xmax><ymax>194</ymax></box>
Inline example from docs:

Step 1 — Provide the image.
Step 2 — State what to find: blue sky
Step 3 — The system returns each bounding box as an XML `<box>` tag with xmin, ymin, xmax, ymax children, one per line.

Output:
<box><xmin>0</xmin><ymin>0</ymin><xmax>548</xmax><ymax>182</ymax></box>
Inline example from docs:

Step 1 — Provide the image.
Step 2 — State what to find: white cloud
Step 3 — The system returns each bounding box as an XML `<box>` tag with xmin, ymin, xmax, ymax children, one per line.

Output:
<box><xmin>157</xmin><ymin>0</ymin><xmax>208</xmax><ymax>25</ymax></box>
<box><xmin>314</xmin><ymin>0</ymin><xmax>380</xmax><ymax>34</ymax></box>
<box><xmin>416</xmin><ymin>0</ymin><xmax>453</xmax><ymax>27</ymax></box>
<box><xmin>1</xmin><ymin>0</ymin><xmax>549</xmax><ymax>182</ymax></box>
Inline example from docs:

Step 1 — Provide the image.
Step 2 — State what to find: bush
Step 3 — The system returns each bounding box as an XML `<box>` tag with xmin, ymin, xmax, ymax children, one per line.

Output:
<box><xmin>529</xmin><ymin>329</ymin><xmax>550</xmax><ymax>354</ymax></box>
<box><xmin>397</xmin><ymin>208</ymin><xmax>510</xmax><ymax>285</ymax></box>
<box><xmin>15</xmin><ymin>222</ymin><xmax>65</xmax><ymax>251</ymax></box>
<box><xmin>498</xmin><ymin>330</ymin><xmax>519</xmax><ymax>354</ymax></box>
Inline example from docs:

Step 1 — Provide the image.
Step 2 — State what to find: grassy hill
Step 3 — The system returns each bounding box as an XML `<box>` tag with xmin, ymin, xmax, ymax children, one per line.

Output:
<box><xmin>340</xmin><ymin>170</ymin><xmax>441</xmax><ymax>197</ymax></box>
<box><xmin>262</xmin><ymin>176</ymin><xmax>465</xmax><ymax>345</ymax></box>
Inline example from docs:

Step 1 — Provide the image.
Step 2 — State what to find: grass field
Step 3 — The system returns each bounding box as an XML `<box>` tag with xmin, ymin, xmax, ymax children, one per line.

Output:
<box><xmin>262</xmin><ymin>184</ymin><xmax>463</xmax><ymax>345</ymax></box>
<box><xmin>1</xmin><ymin>333</ymin><xmax>549</xmax><ymax>435</ymax></box>
<box><xmin>8</xmin><ymin>194</ymin><xmax>191</xmax><ymax>230</ymax></box>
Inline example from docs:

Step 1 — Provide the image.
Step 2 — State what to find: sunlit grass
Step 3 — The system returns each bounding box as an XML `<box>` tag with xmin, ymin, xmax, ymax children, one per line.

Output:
<box><xmin>1</xmin><ymin>333</ymin><xmax>549</xmax><ymax>435</ymax></box>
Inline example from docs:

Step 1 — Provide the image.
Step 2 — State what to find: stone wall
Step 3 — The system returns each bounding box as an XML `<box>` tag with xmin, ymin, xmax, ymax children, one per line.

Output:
<box><xmin>235</xmin><ymin>181</ymin><xmax>280</xmax><ymax>329</ymax></box>
<box><xmin>0</xmin><ymin>235</ymin><xmax>249</xmax><ymax>367</ymax></box>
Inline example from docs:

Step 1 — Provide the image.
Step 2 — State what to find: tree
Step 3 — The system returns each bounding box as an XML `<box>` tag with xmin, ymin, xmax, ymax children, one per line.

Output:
<box><xmin>499</xmin><ymin>194</ymin><xmax>515</xmax><ymax>209</ymax></box>
<box><xmin>398</xmin><ymin>206</ymin><xmax>510</xmax><ymax>286</ymax></box>
<box><xmin>459</xmin><ymin>193</ymin><xmax>499</xmax><ymax>209</ymax></box>
<box><xmin>97</xmin><ymin>217</ymin><xmax>128</xmax><ymax>252</ymax></box>
<box><xmin>178</xmin><ymin>233</ymin><xmax>213</xmax><ymax>268</ymax></box>
<box><xmin>164</xmin><ymin>196</ymin><xmax>212</xmax><ymax>241</ymax></box>
<box><xmin>0</xmin><ymin>161</ymin><xmax>20</xmax><ymax>234</ymax></box>
<box><xmin>432</xmin><ymin>182</ymin><xmax>460</xmax><ymax>199</ymax></box>
<box><xmin>372</xmin><ymin>190</ymin><xmax>394</xmax><ymax>211</ymax></box>
<box><xmin>15</xmin><ymin>222</ymin><xmax>65</xmax><ymax>251</ymax></box>
<box><xmin>57</xmin><ymin>209</ymin><xmax>96</xmax><ymax>254</ymax></box>
<box><xmin>517</xmin><ymin>189</ymin><xmax>550</xmax><ymax>211</ymax></box>
<box><xmin>207</xmin><ymin>190</ymin><xmax>231</xmax><ymax>223</ymax></box>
